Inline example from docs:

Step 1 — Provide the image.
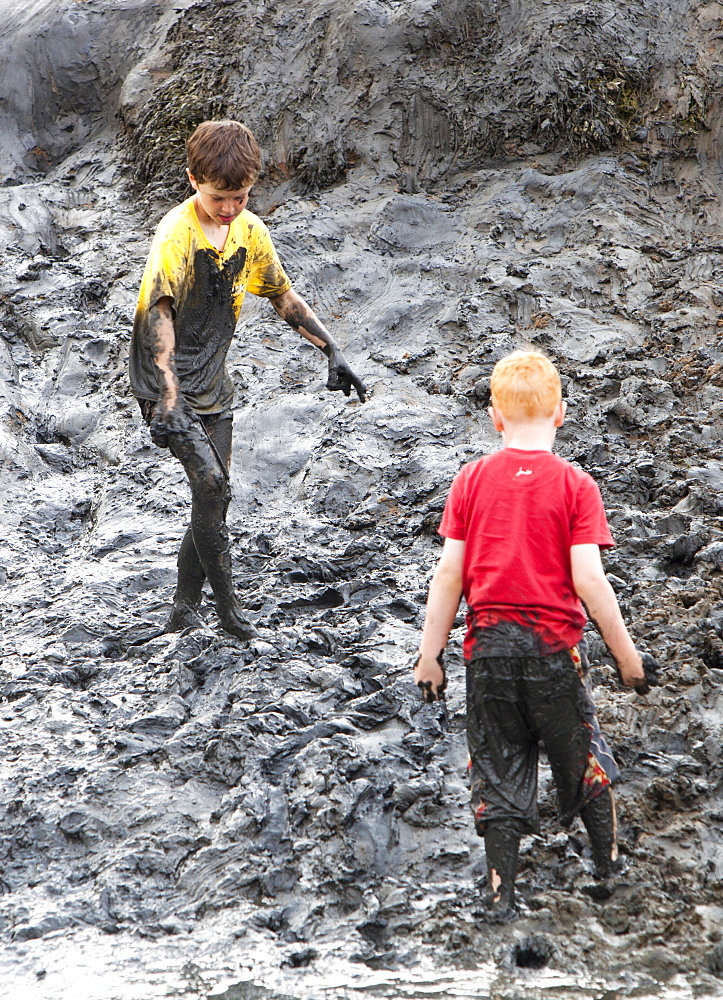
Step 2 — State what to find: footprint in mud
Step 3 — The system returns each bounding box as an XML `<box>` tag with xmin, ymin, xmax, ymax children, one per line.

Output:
<box><xmin>511</xmin><ymin>933</ymin><xmax>555</xmax><ymax>969</ymax></box>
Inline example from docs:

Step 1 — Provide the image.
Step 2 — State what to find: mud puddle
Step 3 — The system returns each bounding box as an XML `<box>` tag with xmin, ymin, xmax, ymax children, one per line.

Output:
<box><xmin>4</xmin><ymin>928</ymin><xmax>706</xmax><ymax>1000</ymax></box>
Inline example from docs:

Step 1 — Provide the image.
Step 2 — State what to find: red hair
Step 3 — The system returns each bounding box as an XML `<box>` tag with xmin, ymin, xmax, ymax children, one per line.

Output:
<box><xmin>490</xmin><ymin>350</ymin><xmax>561</xmax><ymax>420</ymax></box>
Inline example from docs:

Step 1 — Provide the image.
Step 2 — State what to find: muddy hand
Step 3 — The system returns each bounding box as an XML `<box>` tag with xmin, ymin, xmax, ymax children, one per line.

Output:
<box><xmin>634</xmin><ymin>652</ymin><xmax>663</xmax><ymax>695</ymax></box>
<box><xmin>616</xmin><ymin>651</ymin><xmax>662</xmax><ymax>695</ymax></box>
<box><xmin>414</xmin><ymin>650</ymin><xmax>447</xmax><ymax>703</ymax></box>
<box><xmin>150</xmin><ymin>399</ymin><xmax>191</xmax><ymax>448</ymax></box>
<box><xmin>327</xmin><ymin>349</ymin><xmax>366</xmax><ymax>402</ymax></box>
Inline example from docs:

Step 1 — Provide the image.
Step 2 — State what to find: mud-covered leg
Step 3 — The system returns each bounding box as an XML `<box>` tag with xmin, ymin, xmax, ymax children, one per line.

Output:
<box><xmin>194</xmin><ymin>505</ymin><xmax>257</xmax><ymax>639</ymax></box>
<box><xmin>534</xmin><ymin>645</ymin><xmax>622</xmax><ymax>893</ymax></box>
<box><xmin>466</xmin><ymin>654</ymin><xmax>534</xmax><ymax>924</ymax></box>
<box><xmin>580</xmin><ymin>787</ymin><xmax>618</xmax><ymax>878</ymax></box>
<box><xmin>476</xmin><ymin>819</ymin><xmax>525</xmax><ymax>922</ymax></box>
<box><xmin>166</xmin><ymin>415</ymin><xmax>233</xmax><ymax>632</ymax></box>
<box><xmin>169</xmin><ymin>418</ymin><xmax>257</xmax><ymax>640</ymax></box>
<box><xmin>165</xmin><ymin>527</ymin><xmax>206</xmax><ymax>631</ymax></box>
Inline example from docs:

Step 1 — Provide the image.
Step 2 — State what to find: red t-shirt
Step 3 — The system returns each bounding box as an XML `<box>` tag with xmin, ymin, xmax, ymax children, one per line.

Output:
<box><xmin>439</xmin><ymin>448</ymin><xmax>614</xmax><ymax>658</ymax></box>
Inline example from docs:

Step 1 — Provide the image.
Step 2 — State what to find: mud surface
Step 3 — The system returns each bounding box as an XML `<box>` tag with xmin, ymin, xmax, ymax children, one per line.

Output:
<box><xmin>2</xmin><ymin>1</ymin><xmax>723</xmax><ymax>997</ymax></box>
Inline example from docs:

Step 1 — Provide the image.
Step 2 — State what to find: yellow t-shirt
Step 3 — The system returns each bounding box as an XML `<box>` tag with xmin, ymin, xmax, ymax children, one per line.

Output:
<box><xmin>129</xmin><ymin>197</ymin><xmax>291</xmax><ymax>413</ymax></box>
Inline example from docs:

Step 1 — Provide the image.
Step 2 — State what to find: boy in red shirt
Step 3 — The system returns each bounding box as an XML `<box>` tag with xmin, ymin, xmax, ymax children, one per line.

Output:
<box><xmin>414</xmin><ymin>350</ymin><xmax>656</xmax><ymax>921</ymax></box>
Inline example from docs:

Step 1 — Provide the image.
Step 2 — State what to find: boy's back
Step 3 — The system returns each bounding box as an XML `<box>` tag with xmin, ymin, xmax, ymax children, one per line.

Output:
<box><xmin>414</xmin><ymin>350</ymin><xmax>653</xmax><ymax>922</ymax></box>
<box><xmin>440</xmin><ymin>447</ymin><xmax>614</xmax><ymax>658</ymax></box>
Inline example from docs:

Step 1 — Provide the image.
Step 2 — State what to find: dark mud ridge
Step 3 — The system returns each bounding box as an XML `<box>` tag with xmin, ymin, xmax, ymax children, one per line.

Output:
<box><xmin>1</xmin><ymin>1</ymin><xmax>723</xmax><ymax>998</ymax></box>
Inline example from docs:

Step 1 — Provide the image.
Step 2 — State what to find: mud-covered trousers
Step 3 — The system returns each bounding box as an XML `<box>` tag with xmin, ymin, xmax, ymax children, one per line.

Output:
<box><xmin>467</xmin><ymin>640</ymin><xmax>620</xmax><ymax>901</ymax></box>
<box><xmin>138</xmin><ymin>399</ymin><xmax>237</xmax><ymax>618</ymax></box>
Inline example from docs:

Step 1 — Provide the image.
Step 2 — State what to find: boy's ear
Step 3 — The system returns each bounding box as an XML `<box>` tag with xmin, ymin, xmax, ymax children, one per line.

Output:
<box><xmin>186</xmin><ymin>168</ymin><xmax>198</xmax><ymax>190</ymax></box>
<box><xmin>554</xmin><ymin>400</ymin><xmax>567</xmax><ymax>427</ymax></box>
<box><xmin>488</xmin><ymin>405</ymin><xmax>505</xmax><ymax>432</ymax></box>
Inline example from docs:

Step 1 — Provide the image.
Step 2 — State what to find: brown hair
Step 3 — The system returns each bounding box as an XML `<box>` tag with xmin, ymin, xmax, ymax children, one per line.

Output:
<box><xmin>490</xmin><ymin>350</ymin><xmax>562</xmax><ymax>420</ymax></box>
<box><xmin>186</xmin><ymin>120</ymin><xmax>261</xmax><ymax>189</ymax></box>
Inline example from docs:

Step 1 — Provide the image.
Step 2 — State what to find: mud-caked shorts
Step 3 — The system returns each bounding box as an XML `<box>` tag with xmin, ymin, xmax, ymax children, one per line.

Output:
<box><xmin>138</xmin><ymin>398</ymin><xmax>232</xmax><ymax>447</ymax></box>
<box><xmin>467</xmin><ymin>642</ymin><xmax>619</xmax><ymax>836</ymax></box>
<box><xmin>137</xmin><ymin>398</ymin><xmax>233</xmax><ymax>472</ymax></box>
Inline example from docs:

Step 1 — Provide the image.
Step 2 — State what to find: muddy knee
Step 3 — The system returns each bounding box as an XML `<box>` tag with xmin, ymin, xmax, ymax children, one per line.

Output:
<box><xmin>189</xmin><ymin>464</ymin><xmax>231</xmax><ymax>512</ymax></box>
<box><xmin>169</xmin><ymin>421</ymin><xmax>230</xmax><ymax>505</ymax></box>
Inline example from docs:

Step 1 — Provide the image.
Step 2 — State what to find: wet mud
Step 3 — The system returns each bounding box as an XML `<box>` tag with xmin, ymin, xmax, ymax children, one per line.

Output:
<box><xmin>2</xmin><ymin>1</ymin><xmax>723</xmax><ymax>998</ymax></box>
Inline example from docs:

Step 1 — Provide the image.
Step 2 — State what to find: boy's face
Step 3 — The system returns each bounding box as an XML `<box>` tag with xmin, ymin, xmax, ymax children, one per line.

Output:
<box><xmin>187</xmin><ymin>170</ymin><xmax>252</xmax><ymax>227</ymax></box>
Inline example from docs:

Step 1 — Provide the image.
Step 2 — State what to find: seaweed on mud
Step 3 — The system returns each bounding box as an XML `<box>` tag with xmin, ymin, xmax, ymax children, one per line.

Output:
<box><xmin>470</xmin><ymin>53</ymin><xmax>648</xmax><ymax>161</ymax></box>
<box><xmin>286</xmin><ymin>133</ymin><xmax>356</xmax><ymax>192</ymax></box>
<box><xmin>674</xmin><ymin>72</ymin><xmax>708</xmax><ymax>136</ymax></box>
<box><xmin>124</xmin><ymin>74</ymin><xmax>229</xmax><ymax>202</ymax></box>
<box><xmin>121</xmin><ymin>0</ymin><xmax>340</xmax><ymax>198</ymax></box>
<box><xmin>563</xmin><ymin>66</ymin><xmax>646</xmax><ymax>154</ymax></box>
<box><xmin>122</xmin><ymin>0</ymin><xmax>658</xmax><ymax>200</ymax></box>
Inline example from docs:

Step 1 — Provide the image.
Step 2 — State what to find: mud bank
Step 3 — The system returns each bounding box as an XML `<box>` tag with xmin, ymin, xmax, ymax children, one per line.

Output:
<box><xmin>2</xmin><ymin>2</ymin><xmax>723</xmax><ymax>998</ymax></box>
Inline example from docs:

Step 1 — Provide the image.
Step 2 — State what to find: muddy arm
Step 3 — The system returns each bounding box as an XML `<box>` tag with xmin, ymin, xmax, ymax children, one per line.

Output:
<box><xmin>147</xmin><ymin>295</ymin><xmax>190</xmax><ymax>443</ymax></box>
<box><xmin>414</xmin><ymin>538</ymin><xmax>465</xmax><ymax>700</ymax></box>
<box><xmin>571</xmin><ymin>543</ymin><xmax>644</xmax><ymax>686</ymax></box>
<box><xmin>149</xmin><ymin>296</ymin><xmax>181</xmax><ymax>411</ymax></box>
<box><xmin>268</xmin><ymin>288</ymin><xmax>366</xmax><ymax>402</ymax></box>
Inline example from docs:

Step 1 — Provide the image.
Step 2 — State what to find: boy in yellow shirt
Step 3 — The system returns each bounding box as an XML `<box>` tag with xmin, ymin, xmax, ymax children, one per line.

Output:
<box><xmin>129</xmin><ymin>120</ymin><xmax>365</xmax><ymax>638</ymax></box>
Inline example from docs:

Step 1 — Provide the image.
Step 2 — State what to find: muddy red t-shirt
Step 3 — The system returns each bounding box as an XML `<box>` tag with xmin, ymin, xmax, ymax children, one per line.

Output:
<box><xmin>439</xmin><ymin>448</ymin><xmax>614</xmax><ymax>659</ymax></box>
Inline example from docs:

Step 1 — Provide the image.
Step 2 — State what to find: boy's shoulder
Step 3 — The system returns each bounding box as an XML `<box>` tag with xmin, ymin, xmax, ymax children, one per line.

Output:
<box><xmin>153</xmin><ymin>197</ymin><xmax>196</xmax><ymax>239</ymax></box>
<box><xmin>456</xmin><ymin>448</ymin><xmax>594</xmax><ymax>487</ymax></box>
<box><xmin>153</xmin><ymin>200</ymin><xmax>271</xmax><ymax>243</ymax></box>
<box><xmin>240</xmin><ymin>206</ymin><xmax>267</xmax><ymax>227</ymax></box>
<box><xmin>237</xmin><ymin>208</ymin><xmax>277</xmax><ymax>246</ymax></box>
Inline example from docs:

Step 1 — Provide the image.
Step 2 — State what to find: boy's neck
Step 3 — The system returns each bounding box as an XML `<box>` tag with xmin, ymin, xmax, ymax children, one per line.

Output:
<box><xmin>500</xmin><ymin>420</ymin><xmax>557</xmax><ymax>452</ymax></box>
<box><xmin>490</xmin><ymin>402</ymin><xmax>565</xmax><ymax>452</ymax></box>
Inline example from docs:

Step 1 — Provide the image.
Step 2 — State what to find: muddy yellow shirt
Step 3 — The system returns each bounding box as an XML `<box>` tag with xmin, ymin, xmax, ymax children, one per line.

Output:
<box><xmin>129</xmin><ymin>197</ymin><xmax>291</xmax><ymax>413</ymax></box>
